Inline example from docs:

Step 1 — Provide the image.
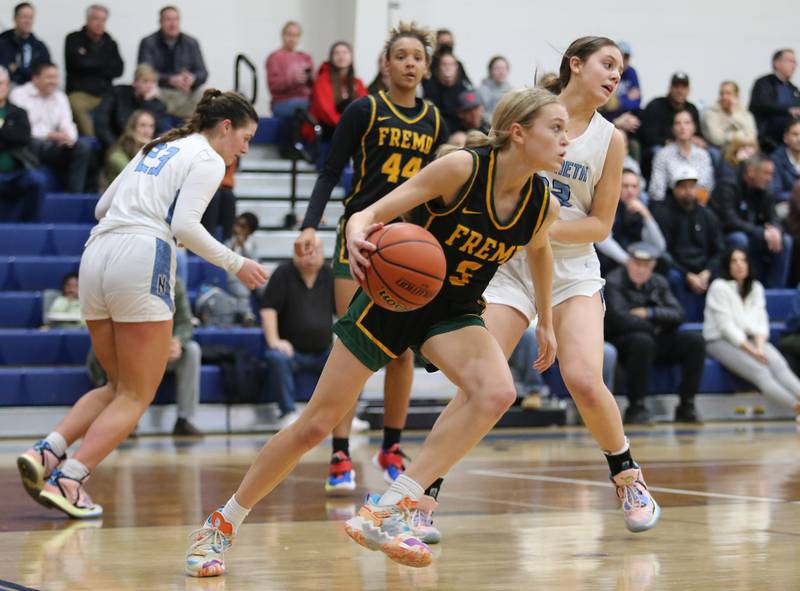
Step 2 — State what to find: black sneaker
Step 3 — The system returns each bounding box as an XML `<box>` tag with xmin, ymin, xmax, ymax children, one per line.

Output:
<box><xmin>173</xmin><ymin>418</ymin><xmax>204</xmax><ymax>436</ymax></box>
<box><xmin>674</xmin><ymin>402</ymin><xmax>702</xmax><ymax>424</ymax></box>
<box><xmin>624</xmin><ymin>404</ymin><xmax>654</xmax><ymax>426</ymax></box>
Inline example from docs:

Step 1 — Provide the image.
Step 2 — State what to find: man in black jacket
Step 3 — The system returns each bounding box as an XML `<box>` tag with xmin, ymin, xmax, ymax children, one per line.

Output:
<box><xmin>64</xmin><ymin>4</ymin><xmax>124</xmax><ymax>136</ymax></box>
<box><xmin>640</xmin><ymin>72</ymin><xmax>705</xmax><ymax>152</ymax></box>
<box><xmin>93</xmin><ymin>63</ymin><xmax>168</xmax><ymax>149</ymax></box>
<box><xmin>137</xmin><ymin>6</ymin><xmax>208</xmax><ymax>119</ymax></box>
<box><xmin>653</xmin><ymin>164</ymin><xmax>725</xmax><ymax>309</ymax></box>
<box><xmin>0</xmin><ymin>65</ymin><xmax>46</xmax><ymax>221</ymax></box>
<box><xmin>709</xmin><ymin>153</ymin><xmax>791</xmax><ymax>287</ymax></box>
<box><xmin>0</xmin><ymin>2</ymin><xmax>50</xmax><ymax>86</ymax></box>
<box><xmin>605</xmin><ymin>242</ymin><xmax>705</xmax><ymax>424</ymax></box>
<box><xmin>749</xmin><ymin>49</ymin><xmax>800</xmax><ymax>152</ymax></box>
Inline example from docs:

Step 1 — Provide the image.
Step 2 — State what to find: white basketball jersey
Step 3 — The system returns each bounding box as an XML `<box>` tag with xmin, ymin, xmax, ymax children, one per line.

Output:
<box><xmin>90</xmin><ymin>133</ymin><xmax>225</xmax><ymax>244</ymax></box>
<box><xmin>543</xmin><ymin>111</ymin><xmax>614</xmax><ymax>258</ymax></box>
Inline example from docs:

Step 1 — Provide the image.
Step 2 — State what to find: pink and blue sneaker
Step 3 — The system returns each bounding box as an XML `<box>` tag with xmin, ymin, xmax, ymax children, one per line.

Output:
<box><xmin>185</xmin><ymin>509</ymin><xmax>234</xmax><ymax>577</ymax></box>
<box><xmin>612</xmin><ymin>467</ymin><xmax>661</xmax><ymax>532</ymax></box>
<box><xmin>325</xmin><ymin>451</ymin><xmax>357</xmax><ymax>495</ymax></box>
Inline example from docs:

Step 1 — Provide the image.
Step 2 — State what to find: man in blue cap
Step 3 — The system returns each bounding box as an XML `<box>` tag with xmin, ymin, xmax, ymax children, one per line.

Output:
<box><xmin>601</xmin><ymin>40</ymin><xmax>641</xmax><ymax>131</ymax></box>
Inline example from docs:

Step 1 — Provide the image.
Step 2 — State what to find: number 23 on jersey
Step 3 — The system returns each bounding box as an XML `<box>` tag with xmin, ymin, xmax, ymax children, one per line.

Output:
<box><xmin>136</xmin><ymin>144</ymin><xmax>180</xmax><ymax>176</ymax></box>
<box><xmin>381</xmin><ymin>152</ymin><xmax>422</xmax><ymax>183</ymax></box>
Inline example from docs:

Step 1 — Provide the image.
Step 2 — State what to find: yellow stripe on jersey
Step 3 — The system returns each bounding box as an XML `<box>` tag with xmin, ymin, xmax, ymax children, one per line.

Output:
<box><xmin>355</xmin><ymin>301</ymin><xmax>398</xmax><ymax>359</ymax></box>
<box><xmin>345</xmin><ymin>95</ymin><xmax>377</xmax><ymax>205</ymax></box>
<box><xmin>532</xmin><ymin>181</ymin><xmax>550</xmax><ymax>235</ymax></box>
<box><xmin>424</xmin><ymin>149</ymin><xmax>479</xmax><ymax>218</ymax></box>
<box><xmin>433</xmin><ymin>106</ymin><xmax>441</xmax><ymax>144</ymax></box>
<box><xmin>378</xmin><ymin>90</ymin><xmax>429</xmax><ymax>124</ymax></box>
<box><xmin>485</xmin><ymin>149</ymin><xmax>534</xmax><ymax>231</ymax></box>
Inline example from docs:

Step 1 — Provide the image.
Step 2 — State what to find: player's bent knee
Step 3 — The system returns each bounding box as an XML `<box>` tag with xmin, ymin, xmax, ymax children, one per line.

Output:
<box><xmin>475</xmin><ymin>386</ymin><xmax>517</xmax><ymax>419</ymax></box>
<box><xmin>294</xmin><ymin>417</ymin><xmax>335</xmax><ymax>451</ymax></box>
<box><xmin>562</xmin><ymin>372</ymin><xmax>606</xmax><ymax>407</ymax></box>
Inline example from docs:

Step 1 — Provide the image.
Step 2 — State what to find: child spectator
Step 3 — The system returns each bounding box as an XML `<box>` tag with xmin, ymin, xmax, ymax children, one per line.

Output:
<box><xmin>104</xmin><ymin>110</ymin><xmax>155</xmax><ymax>182</ymax></box>
<box><xmin>47</xmin><ymin>273</ymin><xmax>82</xmax><ymax>327</ymax></box>
<box><xmin>225</xmin><ymin>212</ymin><xmax>259</xmax><ymax>325</ymax></box>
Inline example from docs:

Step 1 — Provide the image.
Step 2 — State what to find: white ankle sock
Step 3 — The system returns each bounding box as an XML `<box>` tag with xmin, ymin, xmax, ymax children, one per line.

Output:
<box><xmin>44</xmin><ymin>432</ymin><xmax>67</xmax><ymax>458</ymax></box>
<box><xmin>604</xmin><ymin>437</ymin><xmax>630</xmax><ymax>457</ymax></box>
<box><xmin>220</xmin><ymin>495</ymin><xmax>250</xmax><ymax>533</ymax></box>
<box><xmin>60</xmin><ymin>458</ymin><xmax>89</xmax><ymax>480</ymax></box>
<box><xmin>378</xmin><ymin>474</ymin><xmax>424</xmax><ymax>506</ymax></box>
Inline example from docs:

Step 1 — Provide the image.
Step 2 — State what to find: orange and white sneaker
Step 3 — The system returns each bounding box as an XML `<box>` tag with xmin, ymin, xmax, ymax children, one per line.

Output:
<box><xmin>410</xmin><ymin>495</ymin><xmax>441</xmax><ymax>544</ymax></box>
<box><xmin>344</xmin><ymin>494</ymin><xmax>432</xmax><ymax>568</ymax></box>
<box><xmin>185</xmin><ymin>510</ymin><xmax>234</xmax><ymax>578</ymax></box>
<box><xmin>39</xmin><ymin>470</ymin><xmax>103</xmax><ymax>519</ymax></box>
<box><xmin>612</xmin><ymin>467</ymin><xmax>661</xmax><ymax>533</ymax></box>
<box><xmin>17</xmin><ymin>439</ymin><xmax>65</xmax><ymax>505</ymax></box>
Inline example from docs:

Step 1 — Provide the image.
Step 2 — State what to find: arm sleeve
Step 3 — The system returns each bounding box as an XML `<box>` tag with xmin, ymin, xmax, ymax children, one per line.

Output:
<box><xmin>93</xmin><ymin>91</ymin><xmax>115</xmax><ymax>147</ymax></box>
<box><xmin>619</xmin><ymin>69</ymin><xmax>641</xmax><ymax>112</ymax></box>
<box><xmin>751</xmin><ymin>283</ymin><xmax>770</xmax><ymax>337</ymax></box>
<box><xmin>701</xmin><ymin>109</ymin><xmax>726</xmax><ymax>148</ymax></box>
<box><xmin>711</xmin><ymin>183</ymin><xmax>762</xmax><ymax>237</ymax></box>
<box><xmin>106</xmin><ymin>39</ymin><xmax>124</xmax><ymax>80</ymax></box>
<box><xmin>170</xmin><ymin>155</ymin><xmax>244</xmax><ymax>273</ymax></box>
<box><xmin>595</xmin><ymin>235</ymin><xmax>630</xmax><ymax>264</ymax></box>
<box><xmin>266</xmin><ymin>53</ymin><xmax>291</xmax><ymax>95</ymax></box>
<box><xmin>190</xmin><ymin>39</ymin><xmax>208</xmax><ymax>87</ymax></box>
<box><xmin>647</xmin><ymin>150</ymin><xmax>668</xmax><ymax>200</ymax></box>
<box><xmin>300</xmin><ymin>98</ymin><xmax>371</xmax><ymax>229</ymax></box>
<box><xmin>642</xmin><ymin>214</ymin><xmax>667</xmax><ymax>252</ymax></box>
<box><xmin>0</xmin><ymin>107</ymin><xmax>31</xmax><ymax>148</ymax></box>
<box><xmin>706</xmin><ymin>281</ymin><xmax>748</xmax><ymax>345</ymax></box>
<box><xmin>650</xmin><ymin>276</ymin><xmax>685</xmax><ymax>326</ymax></box>
<box><xmin>749</xmin><ymin>78</ymin><xmax>789</xmax><ymax>117</ymax></box>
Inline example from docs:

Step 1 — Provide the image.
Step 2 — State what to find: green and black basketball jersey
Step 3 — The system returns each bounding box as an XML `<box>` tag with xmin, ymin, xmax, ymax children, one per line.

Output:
<box><xmin>344</xmin><ymin>90</ymin><xmax>444</xmax><ymax>218</ymax></box>
<box><xmin>413</xmin><ymin>146</ymin><xmax>550</xmax><ymax>304</ymax></box>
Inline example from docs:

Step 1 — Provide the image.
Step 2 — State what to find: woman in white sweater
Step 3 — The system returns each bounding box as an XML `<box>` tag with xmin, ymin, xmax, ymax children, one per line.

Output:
<box><xmin>703</xmin><ymin>248</ymin><xmax>800</xmax><ymax>411</ymax></box>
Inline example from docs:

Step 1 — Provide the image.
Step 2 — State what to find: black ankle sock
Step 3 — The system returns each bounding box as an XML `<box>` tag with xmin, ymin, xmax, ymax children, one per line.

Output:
<box><xmin>382</xmin><ymin>427</ymin><xmax>402</xmax><ymax>450</ymax></box>
<box><xmin>424</xmin><ymin>477</ymin><xmax>444</xmax><ymax>500</ymax></box>
<box><xmin>332</xmin><ymin>437</ymin><xmax>349</xmax><ymax>456</ymax></box>
<box><xmin>605</xmin><ymin>448</ymin><xmax>638</xmax><ymax>476</ymax></box>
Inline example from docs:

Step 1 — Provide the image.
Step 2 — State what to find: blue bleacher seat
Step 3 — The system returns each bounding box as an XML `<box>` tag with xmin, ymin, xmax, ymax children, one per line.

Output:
<box><xmin>765</xmin><ymin>289</ymin><xmax>795</xmax><ymax>322</ymax></box>
<box><xmin>39</xmin><ymin>194</ymin><xmax>98</xmax><ymax>224</ymax></box>
<box><xmin>0</xmin><ymin>225</ymin><xmax>49</xmax><ymax>255</ymax></box>
<box><xmin>194</xmin><ymin>327</ymin><xmax>264</xmax><ymax>357</ymax></box>
<box><xmin>2</xmin><ymin>256</ymin><xmax>81</xmax><ymax>290</ymax></box>
<box><xmin>252</xmin><ymin>117</ymin><xmax>283</xmax><ymax>146</ymax></box>
<box><xmin>187</xmin><ymin>258</ymin><xmax>229</xmax><ymax>289</ymax></box>
<box><xmin>51</xmin><ymin>224</ymin><xmax>92</xmax><ymax>256</ymax></box>
<box><xmin>0</xmin><ymin>292</ymin><xmax>42</xmax><ymax>327</ymax></box>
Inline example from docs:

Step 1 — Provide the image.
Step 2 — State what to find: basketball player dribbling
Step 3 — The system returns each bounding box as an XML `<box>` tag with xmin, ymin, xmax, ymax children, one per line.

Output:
<box><xmin>184</xmin><ymin>86</ymin><xmax>563</xmax><ymax>575</ymax></box>
<box><xmin>295</xmin><ymin>22</ymin><xmax>447</xmax><ymax>498</ymax></box>
<box><xmin>16</xmin><ymin>90</ymin><xmax>268</xmax><ymax>518</ymax></box>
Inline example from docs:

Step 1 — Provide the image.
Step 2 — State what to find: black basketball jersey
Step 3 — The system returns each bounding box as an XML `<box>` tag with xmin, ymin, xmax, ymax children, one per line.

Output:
<box><xmin>344</xmin><ymin>90</ymin><xmax>443</xmax><ymax>218</ymax></box>
<box><xmin>413</xmin><ymin>146</ymin><xmax>550</xmax><ymax>304</ymax></box>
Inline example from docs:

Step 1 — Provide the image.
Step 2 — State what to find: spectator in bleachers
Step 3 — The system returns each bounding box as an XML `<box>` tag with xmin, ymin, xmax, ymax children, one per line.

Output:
<box><xmin>137</xmin><ymin>6</ymin><xmax>207</xmax><ymax>119</ymax></box>
<box><xmin>749</xmin><ymin>49</ymin><xmax>800</xmax><ymax>153</ymax></box>
<box><xmin>94</xmin><ymin>64</ymin><xmax>168</xmax><ymax>150</ymax></box>
<box><xmin>783</xmin><ymin>181</ymin><xmax>800</xmax><ymax>286</ymax></box>
<box><xmin>0</xmin><ymin>65</ymin><xmax>44</xmax><ymax>222</ymax></box>
<box><xmin>596</xmin><ymin>168</ymin><xmax>665</xmax><ymax>272</ymax></box>
<box><xmin>717</xmin><ymin>137</ymin><xmax>759</xmax><ymax>183</ymax></box>
<box><xmin>367</xmin><ymin>53</ymin><xmax>389</xmax><ymax>95</ymax></box>
<box><xmin>770</xmin><ymin>120</ymin><xmax>800</xmax><ymax>202</ymax></box>
<box><xmin>702</xmin><ymin>81</ymin><xmax>758</xmax><ymax>151</ymax></box>
<box><xmin>10</xmin><ymin>61</ymin><xmax>92</xmax><ymax>193</ymax></box>
<box><xmin>46</xmin><ymin>273</ymin><xmax>82</xmax><ymax>327</ymax></box>
<box><xmin>87</xmin><ymin>277</ymin><xmax>203</xmax><ymax>436</ymax></box>
<box><xmin>653</xmin><ymin>164</ymin><xmax>724</xmax><ymax>308</ymax></box>
<box><xmin>640</xmin><ymin>72</ymin><xmax>704</xmax><ymax>154</ymax></box>
<box><xmin>308</xmin><ymin>42</ymin><xmax>367</xmax><ymax>140</ymax></box>
<box><xmin>64</xmin><ymin>4</ymin><xmax>124</xmax><ymax>136</ymax></box>
<box><xmin>605</xmin><ymin>242</ymin><xmax>705</xmax><ymax>424</ymax></box>
<box><xmin>429</xmin><ymin>29</ymin><xmax>470</xmax><ymax>85</ymax></box>
<box><xmin>704</xmin><ymin>247</ymin><xmax>800</xmax><ymax>413</ymax></box>
<box><xmin>0</xmin><ymin>2</ymin><xmax>50</xmax><ymax>86</ymax></box>
<box><xmin>104</xmin><ymin>110</ymin><xmax>154</xmax><ymax>181</ymax></box>
<box><xmin>601</xmin><ymin>41</ymin><xmax>641</xmax><ymax>140</ymax></box>
<box><xmin>266</xmin><ymin>21</ymin><xmax>313</xmax><ymax>120</ymax></box>
<box><xmin>710</xmin><ymin>153</ymin><xmax>791</xmax><ymax>288</ymax></box>
<box><xmin>477</xmin><ymin>56</ymin><xmax>511</xmax><ymax>118</ymax></box>
<box><xmin>424</xmin><ymin>52</ymin><xmax>471</xmax><ymax>136</ymax></box>
<box><xmin>777</xmin><ymin>275</ymin><xmax>800</xmax><ymax>376</ymax></box>
<box><xmin>260</xmin><ymin>234</ymin><xmax>334</xmax><ymax>427</ymax></box>
<box><xmin>447</xmin><ymin>90</ymin><xmax>490</xmax><ymax>146</ymax></box>
<box><xmin>201</xmin><ymin>159</ymin><xmax>237</xmax><ymax>241</ymax></box>
<box><xmin>648</xmin><ymin>109</ymin><xmax>714</xmax><ymax>201</ymax></box>
<box><xmin>225</xmin><ymin>211</ymin><xmax>259</xmax><ymax>325</ymax></box>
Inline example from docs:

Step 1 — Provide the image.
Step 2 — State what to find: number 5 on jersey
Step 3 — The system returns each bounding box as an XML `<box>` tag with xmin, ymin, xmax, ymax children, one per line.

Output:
<box><xmin>136</xmin><ymin>144</ymin><xmax>180</xmax><ymax>176</ymax></box>
<box><xmin>381</xmin><ymin>153</ymin><xmax>422</xmax><ymax>183</ymax></box>
<box><xmin>449</xmin><ymin>260</ymin><xmax>482</xmax><ymax>286</ymax></box>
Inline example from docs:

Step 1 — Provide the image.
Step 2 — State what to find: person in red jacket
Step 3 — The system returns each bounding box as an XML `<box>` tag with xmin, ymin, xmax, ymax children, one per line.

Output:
<box><xmin>307</xmin><ymin>41</ymin><xmax>366</xmax><ymax>140</ymax></box>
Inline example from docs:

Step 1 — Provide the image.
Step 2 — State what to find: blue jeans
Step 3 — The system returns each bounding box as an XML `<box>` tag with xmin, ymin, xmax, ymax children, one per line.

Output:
<box><xmin>667</xmin><ymin>268</ymin><xmax>706</xmax><ymax>322</ymax></box>
<box><xmin>271</xmin><ymin>97</ymin><xmax>309</xmax><ymax>119</ymax></box>
<box><xmin>0</xmin><ymin>168</ymin><xmax>47</xmax><ymax>221</ymax></box>
<box><xmin>726</xmin><ymin>231</ymin><xmax>793</xmax><ymax>288</ymax></box>
<box><xmin>264</xmin><ymin>347</ymin><xmax>330</xmax><ymax>414</ymax></box>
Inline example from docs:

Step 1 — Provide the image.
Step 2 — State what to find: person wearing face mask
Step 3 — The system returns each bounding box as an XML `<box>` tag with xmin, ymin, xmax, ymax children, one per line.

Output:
<box><xmin>702</xmin><ymin>81</ymin><xmax>758</xmax><ymax>151</ymax></box>
<box><xmin>94</xmin><ymin>64</ymin><xmax>169</xmax><ymax>149</ymax></box>
<box><xmin>423</xmin><ymin>51</ymin><xmax>471</xmax><ymax>136</ymax></box>
<box><xmin>478</xmin><ymin>55</ymin><xmax>511</xmax><ymax>118</ymax></box>
<box><xmin>428</xmin><ymin>28</ymin><xmax>471</xmax><ymax>85</ymax></box>
<box><xmin>0</xmin><ymin>2</ymin><xmax>50</xmax><ymax>86</ymax></box>
<box><xmin>307</xmin><ymin>41</ymin><xmax>366</xmax><ymax>140</ymax></box>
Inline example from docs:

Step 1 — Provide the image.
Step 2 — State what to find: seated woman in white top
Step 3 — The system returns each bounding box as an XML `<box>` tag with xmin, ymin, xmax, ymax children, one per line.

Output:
<box><xmin>703</xmin><ymin>247</ymin><xmax>800</xmax><ymax>413</ymax></box>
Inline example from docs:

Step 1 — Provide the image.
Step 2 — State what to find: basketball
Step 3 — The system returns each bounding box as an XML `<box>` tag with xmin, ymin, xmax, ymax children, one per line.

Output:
<box><xmin>357</xmin><ymin>222</ymin><xmax>446</xmax><ymax>312</ymax></box>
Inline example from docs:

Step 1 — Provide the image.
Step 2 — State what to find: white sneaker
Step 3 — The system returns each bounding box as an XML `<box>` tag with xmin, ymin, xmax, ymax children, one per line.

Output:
<box><xmin>278</xmin><ymin>410</ymin><xmax>301</xmax><ymax>429</ymax></box>
<box><xmin>351</xmin><ymin>416</ymin><xmax>371</xmax><ymax>433</ymax></box>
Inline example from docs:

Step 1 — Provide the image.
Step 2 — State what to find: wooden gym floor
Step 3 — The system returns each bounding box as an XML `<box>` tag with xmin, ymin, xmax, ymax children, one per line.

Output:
<box><xmin>1</xmin><ymin>422</ymin><xmax>799</xmax><ymax>590</ymax></box>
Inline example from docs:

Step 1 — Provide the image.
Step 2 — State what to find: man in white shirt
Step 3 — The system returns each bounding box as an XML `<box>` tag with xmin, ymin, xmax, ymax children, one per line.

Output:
<box><xmin>10</xmin><ymin>60</ymin><xmax>91</xmax><ymax>192</ymax></box>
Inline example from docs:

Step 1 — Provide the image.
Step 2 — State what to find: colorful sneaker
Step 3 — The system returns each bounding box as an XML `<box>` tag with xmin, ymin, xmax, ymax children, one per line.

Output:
<box><xmin>612</xmin><ymin>467</ymin><xmax>661</xmax><ymax>533</ymax></box>
<box><xmin>185</xmin><ymin>509</ymin><xmax>234</xmax><ymax>577</ymax></box>
<box><xmin>17</xmin><ymin>439</ymin><xmax>66</xmax><ymax>505</ymax></box>
<box><xmin>325</xmin><ymin>451</ymin><xmax>357</xmax><ymax>495</ymax></box>
<box><xmin>344</xmin><ymin>494</ymin><xmax>432</xmax><ymax>568</ymax></box>
<box><xmin>38</xmin><ymin>469</ymin><xmax>103</xmax><ymax>519</ymax></box>
<box><xmin>410</xmin><ymin>495</ymin><xmax>441</xmax><ymax>544</ymax></box>
<box><xmin>373</xmin><ymin>444</ymin><xmax>408</xmax><ymax>483</ymax></box>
